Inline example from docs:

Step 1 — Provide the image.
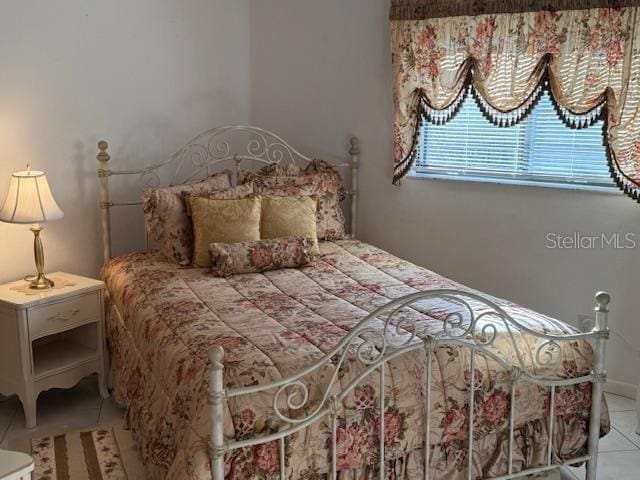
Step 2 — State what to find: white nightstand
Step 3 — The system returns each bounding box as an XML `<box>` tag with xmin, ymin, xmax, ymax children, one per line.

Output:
<box><xmin>0</xmin><ymin>449</ymin><xmax>33</xmax><ymax>480</ymax></box>
<box><xmin>0</xmin><ymin>272</ymin><xmax>108</xmax><ymax>429</ymax></box>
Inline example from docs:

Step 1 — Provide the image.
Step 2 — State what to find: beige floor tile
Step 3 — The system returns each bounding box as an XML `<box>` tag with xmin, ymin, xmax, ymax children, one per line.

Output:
<box><xmin>611</xmin><ymin>410</ymin><xmax>640</xmax><ymax>448</ymax></box>
<box><xmin>568</xmin><ymin>451</ymin><xmax>640</xmax><ymax>479</ymax></box>
<box><xmin>535</xmin><ymin>470</ymin><xmax>561</xmax><ymax>479</ymax></box>
<box><xmin>1</xmin><ymin>406</ymin><xmax>100</xmax><ymax>450</ymax></box>
<box><xmin>560</xmin><ymin>466</ymin><xmax>578</xmax><ymax>480</ymax></box>
<box><xmin>566</xmin><ymin>461</ymin><xmax>587</xmax><ymax>480</ymax></box>
<box><xmin>0</xmin><ymin>396</ymin><xmax>19</xmax><ymax>444</ymax></box>
<box><xmin>566</xmin><ymin>465</ymin><xmax>586</xmax><ymax>480</ymax></box>
<box><xmin>605</xmin><ymin>392</ymin><xmax>637</xmax><ymax>412</ymax></box>
<box><xmin>98</xmin><ymin>396</ymin><xmax>125</xmax><ymax>424</ymax></box>
<box><xmin>599</xmin><ymin>427</ymin><xmax>640</xmax><ymax>452</ymax></box>
<box><xmin>0</xmin><ymin>376</ymin><xmax>103</xmax><ymax>446</ymax></box>
<box><xmin>36</xmin><ymin>375</ymin><xmax>103</xmax><ymax>411</ymax></box>
<box><xmin>0</xmin><ymin>375</ymin><xmax>104</xmax><ymax>448</ymax></box>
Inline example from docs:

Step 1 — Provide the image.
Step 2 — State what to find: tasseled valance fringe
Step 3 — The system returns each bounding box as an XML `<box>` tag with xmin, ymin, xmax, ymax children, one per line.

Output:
<box><xmin>393</xmin><ymin>59</ymin><xmax>623</xmax><ymax>191</ymax></box>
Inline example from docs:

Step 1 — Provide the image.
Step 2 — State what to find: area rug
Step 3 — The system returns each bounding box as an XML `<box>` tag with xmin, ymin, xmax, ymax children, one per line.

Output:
<box><xmin>24</xmin><ymin>423</ymin><xmax>562</xmax><ymax>480</ymax></box>
<box><xmin>29</xmin><ymin>422</ymin><xmax>145</xmax><ymax>480</ymax></box>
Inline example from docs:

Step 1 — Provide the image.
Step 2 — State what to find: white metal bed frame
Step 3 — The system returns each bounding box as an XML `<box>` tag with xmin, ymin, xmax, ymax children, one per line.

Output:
<box><xmin>96</xmin><ymin>125</ymin><xmax>609</xmax><ymax>480</ymax></box>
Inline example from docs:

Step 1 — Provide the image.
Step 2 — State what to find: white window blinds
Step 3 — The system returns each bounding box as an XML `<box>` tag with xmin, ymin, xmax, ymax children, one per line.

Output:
<box><xmin>413</xmin><ymin>91</ymin><xmax>612</xmax><ymax>188</ymax></box>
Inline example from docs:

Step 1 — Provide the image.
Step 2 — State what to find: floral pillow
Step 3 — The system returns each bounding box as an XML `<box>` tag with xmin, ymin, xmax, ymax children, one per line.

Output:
<box><xmin>239</xmin><ymin>160</ymin><xmax>346</xmax><ymax>240</ymax></box>
<box><xmin>209</xmin><ymin>236</ymin><xmax>314</xmax><ymax>277</ymax></box>
<box><xmin>182</xmin><ymin>183</ymin><xmax>254</xmax><ymax>217</ymax></box>
<box><xmin>141</xmin><ymin>171</ymin><xmax>232</xmax><ymax>265</ymax></box>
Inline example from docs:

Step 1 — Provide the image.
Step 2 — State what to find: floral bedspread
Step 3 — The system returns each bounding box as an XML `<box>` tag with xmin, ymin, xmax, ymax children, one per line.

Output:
<box><xmin>102</xmin><ymin>240</ymin><xmax>609</xmax><ymax>480</ymax></box>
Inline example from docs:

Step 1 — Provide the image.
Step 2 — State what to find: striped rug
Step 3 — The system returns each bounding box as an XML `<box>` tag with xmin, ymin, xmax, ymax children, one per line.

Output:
<box><xmin>29</xmin><ymin>423</ymin><xmax>145</xmax><ymax>480</ymax></box>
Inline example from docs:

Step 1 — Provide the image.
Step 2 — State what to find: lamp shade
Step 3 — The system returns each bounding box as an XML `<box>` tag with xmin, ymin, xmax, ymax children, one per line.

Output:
<box><xmin>0</xmin><ymin>169</ymin><xmax>64</xmax><ymax>224</ymax></box>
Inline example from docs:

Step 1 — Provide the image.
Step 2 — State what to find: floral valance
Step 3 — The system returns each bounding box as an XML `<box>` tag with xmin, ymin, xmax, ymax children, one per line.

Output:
<box><xmin>390</xmin><ymin>1</ymin><xmax>640</xmax><ymax>20</ymax></box>
<box><xmin>391</xmin><ymin>6</ymin><xmax>640</xmax><ymax>202</ymax></box>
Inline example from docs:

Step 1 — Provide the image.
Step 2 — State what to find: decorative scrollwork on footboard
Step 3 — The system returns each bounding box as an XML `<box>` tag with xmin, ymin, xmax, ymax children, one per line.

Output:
<box><xmin>223</xmin><ymin>289</ymin><xmax>603</xmax><ymax>433</ymax></box>
<box><xmin>208</xmin><ymin>289</ymin><xmax>610</xmax><ymax>480</ymax></box>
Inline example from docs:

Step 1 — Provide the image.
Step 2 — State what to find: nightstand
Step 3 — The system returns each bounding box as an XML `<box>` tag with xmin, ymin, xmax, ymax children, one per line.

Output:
<box><xmin>0</xmin><ymin>272</ymin><xmax>108</xmax><ymax>429</ymax></box>
<box><xmin>0</xmin><ymin>449</ymin><xmax>33</xmax><ymax>479</ymax></box>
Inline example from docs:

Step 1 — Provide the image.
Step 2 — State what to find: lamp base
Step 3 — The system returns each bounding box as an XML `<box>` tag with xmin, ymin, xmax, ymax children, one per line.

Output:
<box><xmin>25</xmin><ymin>273</ymin><xmax>55</xmax><ymax>290</ymax></box>
<box><xmin>27</xmin><ymin>225</ymin><xmax>55</xmax><ymax>290</ymax></box>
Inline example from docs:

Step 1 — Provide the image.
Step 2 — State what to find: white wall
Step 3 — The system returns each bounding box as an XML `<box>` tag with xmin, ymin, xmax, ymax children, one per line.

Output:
<box><xmin>249</xmin><ymin>0</ymin><xmax>640</xmax><ymax>385</ymax></box>
<box><xmin>0</xmin><ymin>0</ymin><xmax>251</xmax><ymax>282</ymax></box>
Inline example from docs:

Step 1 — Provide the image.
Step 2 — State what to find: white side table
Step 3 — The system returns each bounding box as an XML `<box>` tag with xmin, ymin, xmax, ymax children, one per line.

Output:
<box><xmin>0</xmin><ymin>272</ymin><xmax>108</xmax><ymax>429</ymax></box>
<box><xmin>0</xmin><ymin>449</ymin><xmax>33</xmax><ymax>480</ymax></box>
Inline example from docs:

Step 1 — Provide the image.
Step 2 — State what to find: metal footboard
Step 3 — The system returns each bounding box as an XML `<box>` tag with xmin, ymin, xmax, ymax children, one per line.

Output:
<box><xmin>208</xmin><ymin>289</ymin><xmax>610</xmax><ymax>480</ymax></box>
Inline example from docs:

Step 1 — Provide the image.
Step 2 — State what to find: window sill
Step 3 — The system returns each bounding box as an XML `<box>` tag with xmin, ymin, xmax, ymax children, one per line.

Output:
<box><xmin>406</xmin><ymin>172</ymin><xmax>619</xmax><ymax>195</ymax></box>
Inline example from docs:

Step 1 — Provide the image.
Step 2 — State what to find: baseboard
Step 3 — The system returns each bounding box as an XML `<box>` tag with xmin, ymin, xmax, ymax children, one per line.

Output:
<box><xmin>604</xmin><ymin>378</ymin><xmax>637</xmax><ymax>399</ymax></box>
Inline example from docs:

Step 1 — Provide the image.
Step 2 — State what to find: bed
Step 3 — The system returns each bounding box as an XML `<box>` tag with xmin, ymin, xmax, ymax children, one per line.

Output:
<box><xmin>95</xmin><ymin>126</ymin><xmax>611</xmax><ymax>480</ymax></box>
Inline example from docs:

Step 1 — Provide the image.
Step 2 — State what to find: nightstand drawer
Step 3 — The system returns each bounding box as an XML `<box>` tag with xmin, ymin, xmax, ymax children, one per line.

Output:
<box><xmin>28</xmin><ymin>293</ymin><xmax>100</xmax><ymax>339</ymax></box>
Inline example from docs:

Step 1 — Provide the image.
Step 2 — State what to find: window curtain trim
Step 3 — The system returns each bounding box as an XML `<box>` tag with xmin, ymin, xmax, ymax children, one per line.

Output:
<box><xmin>390</xmin><ymin>0</ymin><xmax>640</xmax><ymax>20</ymax></box>
<box><xmin>393</xmin><ymin>54</ymin><xmax>639</xmax><ymax>204</ymax></box>
<box><xmin>603</xmin><ymin>111</ymin><xmax>640</xmax><ymax>202</ymax></box>
<box><xmin>391</xmin><ymin>7</ymin><xmax>640</xmax><ymax>203</ymax></box>
<box><xmin>393</xmin><ymin>54</ymin><xmax>553</xmax><ymax>183</ymax></box>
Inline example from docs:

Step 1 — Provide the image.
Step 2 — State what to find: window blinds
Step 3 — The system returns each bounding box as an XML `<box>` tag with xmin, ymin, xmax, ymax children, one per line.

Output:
<box><xmin>414</xmin><ymin>92</ymin><xmax>612</xmax><ymax>187</ymax></box>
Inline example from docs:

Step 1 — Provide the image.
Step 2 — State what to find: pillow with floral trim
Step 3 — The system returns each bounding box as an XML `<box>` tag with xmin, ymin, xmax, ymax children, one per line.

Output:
<box><xmin>239</xmin><ymin>160</ymin><xmax>346</xmax><ymax>240</ymax></box>
<box><xmin>209</xmin><ymin>236</ymin><xmax>314</xmax><ymax>277</ymax></box>
<box><xmin>182</xmin><ymin>183</ymin><xmax>254</xmax><ymax>217</ymax></box>
<box><xmin>141</xmin><ymin>171</ymin><xmax>232</xmax><ymax>265</ymax></box>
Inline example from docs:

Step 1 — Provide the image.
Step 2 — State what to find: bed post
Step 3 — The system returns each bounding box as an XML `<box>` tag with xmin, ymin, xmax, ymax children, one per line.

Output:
<box><xmin>97</xmin><ymin>141</ymin><xmax>112</xmax><ymax>262</ymax></box>
<box><xmin>349</xmin><ymin>137</ymin><xmax>359</xmax><ymax>237</ymax></box>
<box><xmin>586</xmin><ymin>291</ymin><xmax>610</xmax><ymax>480</ymax></box>
<box><xmin>209</xmin><ymin>346</ymin><xmax>226</xmax><ymax>480</ymax></box>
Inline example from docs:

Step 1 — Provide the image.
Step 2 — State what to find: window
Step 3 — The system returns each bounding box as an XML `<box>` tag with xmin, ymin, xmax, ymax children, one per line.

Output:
<box><xmin>412</xmin><ymin>91</ymin><xmax>613</xmax><ymax>189</ymax></box>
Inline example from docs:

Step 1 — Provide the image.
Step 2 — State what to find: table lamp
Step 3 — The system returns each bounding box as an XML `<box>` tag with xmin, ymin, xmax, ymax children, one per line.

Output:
<box><xmin>0</xmin><ymin>166</ymin><xmax>64</xmax><ymax>289</ymax></box>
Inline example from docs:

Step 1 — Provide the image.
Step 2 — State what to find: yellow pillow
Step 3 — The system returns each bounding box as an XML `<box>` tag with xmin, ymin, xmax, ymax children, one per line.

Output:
<box><xmin>260</xmin><ymin>195</ymin><xmax>319</xmax><ymax>255</ymax></box>
<box><xmin>190</xmin><ymin>196</ymin><xmax>261</xmax><ymax>267</ymax></box>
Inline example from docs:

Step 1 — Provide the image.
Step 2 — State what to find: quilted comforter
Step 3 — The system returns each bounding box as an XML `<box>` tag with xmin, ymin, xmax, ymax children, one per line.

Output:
<box><xmin>102</xmin><ymin>239</ymin><xmax>609</xmax><ymax>480</ymax></box>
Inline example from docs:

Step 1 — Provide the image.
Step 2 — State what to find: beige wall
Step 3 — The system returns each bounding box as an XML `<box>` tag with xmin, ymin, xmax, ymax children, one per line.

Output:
<box><xmin>0</xmin><ymin>0</ymin><xmax>251</xmax><ymax>281</ymax></box>
<box><xmin>249</xmin><ymin>0</ymin><xmax>640</xmax><ymax>385</ymax></box>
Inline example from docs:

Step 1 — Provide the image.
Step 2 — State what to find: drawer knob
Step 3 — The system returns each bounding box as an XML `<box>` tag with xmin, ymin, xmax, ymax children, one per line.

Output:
<box><xmin>47</xmin><ymin>308</ymin><xmax>80</xmax><ymax>322</ymax></box>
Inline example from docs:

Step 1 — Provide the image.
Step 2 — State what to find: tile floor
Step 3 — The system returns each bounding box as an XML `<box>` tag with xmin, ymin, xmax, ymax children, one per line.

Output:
<box><xmin>0</xmin><ymin>377</ymin><xmax>638</xmax><ymax>479</ymax></box>
<box><xmin>562</xmin><ymin>392</ymin><xmax>640</xmax><ymax>480</ymax></box>
<box><xmin>0</xmin><ymin>375</ymin><xmax>124</xmax><ymax>450</ymax></box>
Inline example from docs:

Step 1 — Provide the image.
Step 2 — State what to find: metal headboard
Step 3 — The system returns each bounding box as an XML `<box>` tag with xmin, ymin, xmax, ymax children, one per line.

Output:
<box><xmin>96</xmin><ymin>125</ymin><xmax>360</xmax><ymax>263</ymax></box>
